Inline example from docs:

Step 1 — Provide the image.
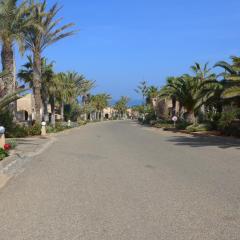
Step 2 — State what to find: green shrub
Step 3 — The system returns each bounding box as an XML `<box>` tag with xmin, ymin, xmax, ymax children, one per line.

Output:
<box><xmin>0</xmin><ymin>111</ymin><xmax>17</xmax><ymax>137</ymax></box>
<box><xmin>55</xmin><ymin>122</ymin><xmax>67</xmax><ymax>132</ymax></box>
<box><xmin>6</xmin><ymin>139</ymin><xmax>17</xmax><ymax>149</ymax></box>
<box><xmin>218</xmin><ymin>110</ymin><xmax>240</xmax><ymax>136</ymax></box>
<box><xmin>77</xmin><ymin>120</ymin><xmax>87</xmax><ymax>126</ymax></box>
<box><xmin>0</xmin><ymin>148</ymin><xmax>8</xmax><ymax>161</ymax></box>
<box><xmin>144</xmin><ymin>111</ymin><xmax>156</xmax><ymax>124</ymax></box>
<box><xmin>221</xmin><ymin>120</ymin><xmax>240</xmax><ymax>137</ymax></box>
<box><xmin>176</xmin><ymin>121</ymin><xmax>190</xmax><ymax>130</ymax></box>
<box><xmin>27</xmin><ymin>123</ymin><xmax>42</xmax><ymax>136</ymax></box>
<box><xmin>186</xmin><ymin>123</ymin><xmax>212</xmax><ymax>132</ymax></box>
<box><xmin>218</xmin><ymin>111</ymin><xmax>237</xmax><ymax>130</ymax></box>
<box><xmin>7</xmin><ymin>124</ymin><xmax>28</xmax><ymax>138</ymax></box>
<box><xmin>46</xmin><ymin>125</ymin><xmax>57</xmax><ymax>133</ymax></box>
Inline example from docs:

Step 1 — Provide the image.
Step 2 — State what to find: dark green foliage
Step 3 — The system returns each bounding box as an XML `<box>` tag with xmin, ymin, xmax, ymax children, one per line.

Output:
<box><xmin>9</xmin><ymin>125</ymin><xmax>28</xmax><ymax>138</ymax></box>
<box><xmin>176</xmin><ymin>121</ymin><xmax>191</xmax><ymax>130</ymax></box>
<box><xmin>186</xmin><ymin>123</ymin><xmax>212</xmax><ymax>132</ymax></box>
<box><xmin>6</xmin><ymin>139</ymin><xmax>17</xmax><ymax>149</ymax></box>
<box><xmin>0</xmin><ymin>111</ymin><xmax>28</xmax><ymax>138</ymax></box>
<box><xmin>27</xmin><ymin>123</ymin><xmax>41</xmax><ymax>136</ymax></box>
<box><xmin>217</xmin><ymin>109</ymin><xmax>240</xmax><ymax>136</ymax></box>
<box><xmin>0</xmin><ymin>110</ymin><xmax>14</xmax><ymax>134</ymax></box>
<box><xmin>144</xmin><ymin>110</ymin><xmax>156</xmax><ymax>124</ymax></box>
<box><xmin>218</xmin><ymin>111</ymin><xmax>238</xmax><ymax>130</ymax></box>
<box><xmin>47</xmin><ymin>122</ymin><xmax>77</xmax><ymax>134</ymax></box>
<box><xmin>0</xmin><ymin>148</ymin><xmax>8</xmax><ymax>161</ymax></box>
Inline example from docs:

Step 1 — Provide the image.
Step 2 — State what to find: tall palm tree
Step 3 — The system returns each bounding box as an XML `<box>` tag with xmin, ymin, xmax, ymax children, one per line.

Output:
<box><xmin>18</xmin><ymin>56</ymin><xmax>55</xmax><ymax>122</ymax></box>
<box><xmin>114</xmin><ymin>96</ymin><xmax>129</xmax><ymax>119</ymax></box>
<box><xmin>159</xmin><ymin>76</ymin><xmax>180</xmax><ymax>116</ymax></box>
<box><xmin>0</xmin><ymin>71</ymin><xmax>27</xmax><ymax>111</ymax></box>
<box><xmin>159</xmin><ymin>75</ymin><xmax>210</xmax><ymax>123</ymax></box>
<box><xmin>24</xmin><ymin>0</ymin><xmax>76</xmax><ymax>123</ymax></box>
<box><xmin>55</xmin><ymin>71</ymin><xmax>94</xmax><ymax>121</ymax></box>
<box><xmin>90</xmin><ymin>94</ymin><xmax>111</xmax><ymax>120</ymax></box>
<box><xmin>215</xmin><ymin>56</ymin><xmax>240</xmax><ymax>102</ymax></box>
<box><xmin>146</xmin><ymin>86</ymin><xmax>158</xmax><ymax>105</ymax></box>
<box><xmin>190</xmin><ymin>62</ymin><xmax>217</xmax><ymax>116</ymax></box>
<box><xmin>0</xmin><ymin>0</ymin><xmax>32</xmax><ymax>94</ymax></box>
<box><xmin>135</xmin><ymin>81</ymin><xmax>148</xmax><ymax>105</ymax></box>
<box><xmin>190</xmin><ymin>62</ymin><xmax>215</xmax><ymax>82</ymax></box>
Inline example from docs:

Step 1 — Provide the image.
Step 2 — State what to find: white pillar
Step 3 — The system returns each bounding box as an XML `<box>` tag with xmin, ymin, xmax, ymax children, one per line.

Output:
<box><xmin>41</xmin><ymin>122</ymin><xmax>47</xmax><ymax>136</ymax></box>
<box><xmin>0</xmin><ymin>126</ymin><xmax>6</xmax><ymax>149</ymax></box>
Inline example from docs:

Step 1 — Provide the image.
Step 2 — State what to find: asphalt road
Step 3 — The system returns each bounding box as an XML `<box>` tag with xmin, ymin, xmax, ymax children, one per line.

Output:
<box><xmin>0</xmin><ymin>121</ymin><xmax>240</xmax><ymax>240</ymax></box>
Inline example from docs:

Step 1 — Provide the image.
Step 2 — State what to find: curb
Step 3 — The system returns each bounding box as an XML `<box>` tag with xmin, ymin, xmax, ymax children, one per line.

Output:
<box><xmin>0</xmin><ymin>136</ymin><xmax>56</xmax><ymax>181</ymax></box>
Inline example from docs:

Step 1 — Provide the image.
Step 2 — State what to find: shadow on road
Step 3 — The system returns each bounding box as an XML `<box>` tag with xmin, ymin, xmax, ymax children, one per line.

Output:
<box><xmin>167</xmin><ymin>135</ymin><xmax>240</xmax><ymax>149</ymax></box>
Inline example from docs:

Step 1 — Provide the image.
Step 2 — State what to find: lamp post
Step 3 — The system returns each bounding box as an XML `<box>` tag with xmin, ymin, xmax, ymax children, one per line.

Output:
<box><xmin>0</xmin><ymin>126</ymin><xmax>6</xmax><ymax>149</ymax></box>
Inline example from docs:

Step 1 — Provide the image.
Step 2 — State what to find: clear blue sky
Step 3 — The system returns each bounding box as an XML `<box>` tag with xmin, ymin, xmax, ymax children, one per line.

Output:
<box><xmin>16</xmin><ymin>0</ymin><xmax>240</xmax><ymax>101</ymax></box>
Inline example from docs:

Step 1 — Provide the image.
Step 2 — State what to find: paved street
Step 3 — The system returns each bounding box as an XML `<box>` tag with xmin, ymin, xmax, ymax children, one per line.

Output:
<box><xmin>0</xmin><ymin>121</ymin><xmax>240</xmax><ymax>240</ymax></box>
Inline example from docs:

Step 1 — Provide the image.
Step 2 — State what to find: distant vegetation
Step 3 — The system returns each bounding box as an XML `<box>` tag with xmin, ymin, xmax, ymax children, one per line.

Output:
<box><xmin>134</xmin><ymin>60</ymin><xmax>240</xmax><ymax>137</ymax></box>
<box><xmin>0</xmin><ymin>0</ymin><xmax>114</xmax><ymax>137</ymax></box>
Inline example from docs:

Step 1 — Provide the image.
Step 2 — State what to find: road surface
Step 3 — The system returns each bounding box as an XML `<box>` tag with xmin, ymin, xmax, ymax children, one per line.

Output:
<box><xmin>0</xmin><ymin>121</ymin><xmax>240</xmax><ymax>240</ymax></box>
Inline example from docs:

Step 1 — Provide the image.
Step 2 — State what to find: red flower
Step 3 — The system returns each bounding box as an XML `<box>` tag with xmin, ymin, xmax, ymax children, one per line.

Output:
<box><xmin>4</xmin><ymin>144</ymin><xmax>11</xmax><ymax>151</ymax></box>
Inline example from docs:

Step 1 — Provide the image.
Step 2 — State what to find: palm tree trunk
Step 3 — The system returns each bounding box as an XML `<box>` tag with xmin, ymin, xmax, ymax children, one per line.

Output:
<box><xmin>172</xmin><ymin>97</ymin><xmax>176</xmax><ymax>116</ymax></box>
<box><xmin>43</xmin><ymin>98</ymin><xmax>49</xmax><ymax>122</ymax></box>
<box><xmin>33</xmin><ymin>51</ymin><xmax>42</xmax><ymax>123</ymax></box>
<box><xmin>1</xmin><ymin>39</ymin><xmax>16</xmax><ymax>118</ymax></box>
<box><xmin>61</xmin><ymin>102</ymin><xmax>64</xmax><ymax>121</ymax></box>
<box><xmin>186</xmin><ymin>111</ymin><xmax>196</xmax><ymax>124</ymax></box>
<box><xmin>41</xmin><ymin>84</ymin><xmax>49</xmax><ymax>123</ymax></box>
<box><xmin>50</xmin><ymin>96</ymin><xmax>56</xmax><ymax>127</ymax></box>
<box><xmin>1</xmin><ymin>39</ymin><xmax>14</xmax><ymax>93</ymax></box>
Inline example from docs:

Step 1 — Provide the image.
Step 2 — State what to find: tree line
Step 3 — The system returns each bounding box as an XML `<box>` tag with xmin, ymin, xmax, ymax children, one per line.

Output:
<box><xmin>135</xmin><ymin>59</ymin><xmax>240</xmax><ymax>136</ymax></box>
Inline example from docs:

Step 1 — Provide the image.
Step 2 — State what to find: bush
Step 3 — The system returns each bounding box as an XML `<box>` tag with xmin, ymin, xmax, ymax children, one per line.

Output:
<box><xmin>77</xmin><ymin>120</ymin><xmax>87</xmax><ymax>126</ymax></box>
<box><xmin>218</xmin><ymin>111</ymin><xmax>237</xmax><ymax>130</ymax></box>
<box><xmin>0</xmin><ymin>111</ymin><xmax>14</xmax><ymax>134</ymax></box>
<box><xmin>0</xmin><ymin>148</ymin><xmax>8</xmax><ymax>161</ymax></box>
<box><xmin>176</xmin><ymin>121</ymin><xmax>190</xmax><ymax>130</ymax></box>
<box><xmin>6</xmin><ymin>139</ymin><xmax>17</xmax><ymax>149</ymax></box>
<box><xmin>27</xmin><ymin>123</ymin><xmax>42</xmax><ymax>136</ymax></box>
<box><xmin>48</xmin><ymin>122</ymin><xmax>75</xmax><ymax>133</ymax></box>
<box><xmin>186</xmin><ymin>123</ymin><xmax>212</xmax><ymax>132</ymax></box>
<box><xmin>46</xmin><ymin>125</ymin><xmax>58</xmax><ymax>133</ymax></box>
<box><xmin>55</xmin><ymin>122</ymin><xmax>67</xmax><ymax>132</ymax></box>
<box><xmin>7</xmin><ymin>124</ymin><xmax>28</xmax><ymax>138</ymax></box>
<box><xmin>144</xmin><ymin>111</ymin><xmax>156</xmax><ymax>124</ymax></box>
<box><xmin>218</xmin><ymin>110</ymin><xmax>240</xmax><ymax>136</ymax></box>
<box><xmin>221</xmin><ymin>120</ymin><xmax>240</xmax><ymax>137</ymax></box>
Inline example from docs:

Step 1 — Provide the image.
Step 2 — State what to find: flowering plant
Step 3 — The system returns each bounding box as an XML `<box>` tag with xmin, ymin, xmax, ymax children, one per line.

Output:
<box><xmin>4</xmin><ymin>143</ymin><xmax>11</xmax><ymax>151</ymax></box>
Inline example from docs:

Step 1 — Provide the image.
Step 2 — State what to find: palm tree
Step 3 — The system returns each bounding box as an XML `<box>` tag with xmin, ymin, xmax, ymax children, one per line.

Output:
<box><xmin>0</xmin><ymin>0</ymin><xmax>32</xmax><ymax>94</ymax></box>
<box><xmin>159</xmin><ymin>76</ymin><xmax>181</xmax><ymax>117</ymax></box>
<box><xmin>146</xmin><ymin>86</ymin><xmax>159</xmax><ymax>105</ymax></box>
<box><xmin>24</xmin><ymin>0</ymin><xmax>76</xmax><ymax>123</ymax></box>
<box><xmin>114</xmin><ymin>96</ymin><xmax>129</xmax><ymax>119</ymax></box>
<box><xmin>135</xmin><ymin>81</ymin><xmax>148</xmax><ymax>105</ymax></box>
<box><xmin>191</xmin><ymin>62</ymin><xmax>217</xmax><ymax>116</ymax></box>
<box><xmin>215</xmin><ymin>56</ymin><xmax>240</xmax><ymax>102</ymax></box>
<box><xmin>55</xmin><ymin>72</ymin><xmax>94</xmax><ymax>121</ymax></box>
<box><xmin>18</xmin><ymin>56</ymin><xmax>55</xmax><ymax>122</ymax></box>
<box><xmin>159</xmin><ymin>75</ymin><xmax>209</xmax><ymax>123</ymax></box>
<box><xmin>0</xmin><ymin>71</ymin><xmax>27</xmax><ymax>111</ymax></box>
<box><xmin>90</xmin><ymin>94</ymin><xmax>111</xmax><ymax>120</ymax></box>
<box><xmin>191</xmin><ymin>62</ymin><xmax>215</xmax><ymax>82</ymax></box>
